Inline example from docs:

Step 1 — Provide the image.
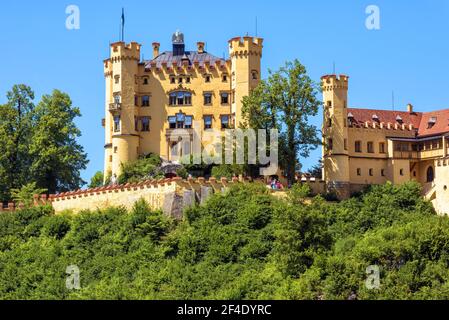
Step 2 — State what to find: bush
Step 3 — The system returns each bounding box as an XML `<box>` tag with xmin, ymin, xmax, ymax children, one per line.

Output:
<box><xmin>287</xmin><ymin>183</ymin><xmax>311</xmax><ymax>205</ymax></box>
<box><xmin>118</xmin><ymin>154</ymin><xmax>163</xmax><ymax>184</ymax></box>
<box><xmin>211</xmin><ymin>164</ymin><xmax>244</xmax><ymax>179</ymax></box>
<box><xmin>0</xmin><ymin>182</ymin><xmax>444</xmax><ymax>300</ymax></box>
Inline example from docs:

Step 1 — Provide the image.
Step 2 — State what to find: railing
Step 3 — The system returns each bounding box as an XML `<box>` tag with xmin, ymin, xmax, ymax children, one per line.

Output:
<box><xmin>393</xmin><ymin>149</ymin><xmax>444</xmax><ymax>160</ymax></box>
<box><xmin>109</xmin><ymin>103</ymin><xmax>122</xmax><ymax>112</ymax></box>
<box><xmin>393</xmin><ymin>151</ymin><xmax>419</xmax><ymax>159</ymax></box>
<box><xmin>165</xmin><ymin>128</ymin><xmax>194</xmax><ymax>138</ymax></box>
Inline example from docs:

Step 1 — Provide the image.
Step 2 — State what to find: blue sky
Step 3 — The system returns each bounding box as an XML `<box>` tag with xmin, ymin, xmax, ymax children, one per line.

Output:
<box><xmin>0</xmin><ymin>1</ymin><xmax>448</xmax><ymax>183</ymax></box>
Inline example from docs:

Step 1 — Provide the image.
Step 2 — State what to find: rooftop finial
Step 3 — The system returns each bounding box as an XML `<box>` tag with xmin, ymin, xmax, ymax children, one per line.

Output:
<box><xmin>172</xmin><ymin>29</ymin><xmax>184</xmax><ymax>44</ymax></box>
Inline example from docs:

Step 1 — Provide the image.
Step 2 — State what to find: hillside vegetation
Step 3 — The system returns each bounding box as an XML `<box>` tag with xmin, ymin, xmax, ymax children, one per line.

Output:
<box><xmin>1</xmin><ymin>182</ymin><xmax>448</xmax><ymax>300</ymax></box>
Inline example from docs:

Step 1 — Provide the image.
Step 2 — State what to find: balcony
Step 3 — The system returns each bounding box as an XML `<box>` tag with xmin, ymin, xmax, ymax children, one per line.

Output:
<box><xmin>393</xmin><ymin>149</ymin><xmax>445</xmax><ymax>160</ymax></box>
<box><xmin>109</xmin><ymin>103</ymin><xmax>122</xmax><ymax>112</ymax></box>
<box><xmin>165</xmin><ymin>128</ymin><xmax>194</xmax><ymax>139</ymax></box>
<box><xmin>393</xmin><ymin>151</ymin><xmax>419</xmax><ymax>159</ymax></box>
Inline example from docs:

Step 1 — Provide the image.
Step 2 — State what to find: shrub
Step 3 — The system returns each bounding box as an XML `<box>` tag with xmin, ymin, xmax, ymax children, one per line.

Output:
<box><xmin>211</xmin><ymin>164</ymin><xmax>244</xmax><ymax>180</ymax></box>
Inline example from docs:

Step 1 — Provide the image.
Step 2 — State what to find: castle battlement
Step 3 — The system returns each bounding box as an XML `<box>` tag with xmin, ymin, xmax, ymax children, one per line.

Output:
<box><xmin>228</xmin><ymin>36</ymin><xmax>263</xmax><ymax>58</ymax></box>
<box><xmin>321</xmin><ymin>74</ymin><xmax>349</xmax><ymax>91</ymax></box>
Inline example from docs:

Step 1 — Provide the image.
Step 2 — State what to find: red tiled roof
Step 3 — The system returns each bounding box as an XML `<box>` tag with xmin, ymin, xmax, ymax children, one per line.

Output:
<box><xmin>347</xmin><ymin>107</ymin><xmax>449</xmax><ymax>137</ymax></box>
<box><xmin>417</xmin><ymin>109</ymin><xmax>449</xmax><ymax>137</ymax></box>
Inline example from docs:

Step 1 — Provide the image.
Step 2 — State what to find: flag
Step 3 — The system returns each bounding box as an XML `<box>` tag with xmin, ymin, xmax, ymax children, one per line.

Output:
<box><xmin>121</xmin><ymin>8</ymin><xmax>125</xmax><ymax>41</ymax></box>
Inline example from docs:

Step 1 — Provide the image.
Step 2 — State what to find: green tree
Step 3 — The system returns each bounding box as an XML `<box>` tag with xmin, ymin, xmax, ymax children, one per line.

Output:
<box><xmin>89</xmin><ymin>171</ymin><xmax>104</xmax><ymax>188</ymax></box>
<box><xmin>0</xmin><ymin>85</ymin><xmax>35</xmax><ymax>200</ymax></box>
<box><xmin>11</xmin><ymin>182</ymin><xmax>47</xmax><ymax>208</ymax></box>
<box><xmin>242</xmin><ymin>60</ymin><xmax>322</xmax><ymax>186</ymax></box>
<box><xmin>29</xmin><ymin>90</ymin><xmax>88</xmax><ymax>194</ymax></box>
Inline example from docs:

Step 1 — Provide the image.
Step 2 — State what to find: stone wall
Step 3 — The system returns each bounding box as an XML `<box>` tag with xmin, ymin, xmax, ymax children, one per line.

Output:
<box><xmin>49</xmin><ymin>177</ymin><xmax>246</xmax><ymax>218</ymax></box>
<box><xmin>1</xmin><ymin>177</ymin><xmax>327</xmax><ymax>218</ymax></box>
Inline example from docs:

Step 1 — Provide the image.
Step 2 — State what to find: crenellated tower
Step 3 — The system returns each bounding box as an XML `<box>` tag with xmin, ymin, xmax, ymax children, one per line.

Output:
<box><xmin>321</xmin><ymin>74</ymin><xmax>350</xmax><ymax>199</ymax></box>
<box><xmin>229</xmin><ymin>36</ymin><xmax>263</xmax><ymax>127</ymax></box>
<box><xmin>104</xmin><ymin>41</ymin><xmax>142</xmax><ymax>179</ymax></box>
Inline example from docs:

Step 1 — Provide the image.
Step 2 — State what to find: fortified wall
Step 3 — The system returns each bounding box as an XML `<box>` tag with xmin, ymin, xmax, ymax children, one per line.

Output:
<box><xmin>0</xmin><ymin>178</ymin><xmax>326</xmax><ymax>218</ymax></box>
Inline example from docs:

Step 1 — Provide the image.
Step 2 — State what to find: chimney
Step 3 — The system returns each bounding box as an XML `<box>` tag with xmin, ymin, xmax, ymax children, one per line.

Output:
<box><xmin>407</xmin><ymin>103</ymin><xmax>413</xmax><ymax>113</ymax></box>
<box><xmin>152</xmin><ymin>42</ymin><xmax>160</xmax><ymax>58</ymax></box>
<box><xmin>197</xmin><ymin>42</ymin><xmax>205</xmax><ymax>53</ymax></box>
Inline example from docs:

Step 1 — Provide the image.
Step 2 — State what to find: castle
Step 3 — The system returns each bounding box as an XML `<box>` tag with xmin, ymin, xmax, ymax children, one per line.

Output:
<box><xmin>322</xmin><ymin>74</ymin><xmax>449</xmax><ymax>214</ymax></box>
<box><xmin>103</xmin><ymin>31</ymin><xmax>263</xmax><ymax>178</ymax></box>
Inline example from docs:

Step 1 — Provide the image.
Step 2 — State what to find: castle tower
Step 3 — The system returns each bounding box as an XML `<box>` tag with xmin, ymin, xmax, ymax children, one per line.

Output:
<box><xmin>104</xmin><ymin>41</ymin><xmax>141</xmax><ymax>179</ymax></box>
<box><xmin>229</xmin><ymin>36</ymin><xmax>263</xmax><ymax>127</ymax></box>
<box><xmin>321</xmin><ymin>74</ymin><xmax>350</xmax><ymax>199</ymax></box>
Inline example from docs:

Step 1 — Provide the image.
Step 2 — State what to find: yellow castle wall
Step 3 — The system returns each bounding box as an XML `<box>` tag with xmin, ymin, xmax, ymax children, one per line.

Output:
<box><xmin>103</xmin><ymin>36</ymin><xmax>263</xmax><ymax>178</ymax></box>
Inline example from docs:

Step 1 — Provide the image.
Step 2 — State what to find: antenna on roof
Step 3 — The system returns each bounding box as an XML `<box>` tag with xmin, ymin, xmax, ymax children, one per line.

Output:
<box><xmin>256</xmin><ymin>16</ymin><xmax>258</xmax><ymax>37</ymax></box>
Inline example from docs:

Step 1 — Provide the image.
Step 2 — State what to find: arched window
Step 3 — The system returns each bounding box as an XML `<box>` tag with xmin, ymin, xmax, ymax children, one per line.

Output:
<box><xmin>427</xmin><ymin>166</ymin><xmax>434</xmax><ymax>183</ymax></box>
<box><xmin>169</xmin><ymin>91</ymin><xmax>192</xmax><ymax>106</ymax></box>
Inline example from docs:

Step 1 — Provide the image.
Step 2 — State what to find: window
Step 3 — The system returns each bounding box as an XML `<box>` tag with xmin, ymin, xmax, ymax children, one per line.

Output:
<box><xmin>135</xmin><ymin>95</ymin><xmax>139</xmax><ymax>106</ymax></box>
<box><xmin>367</xmin><ymin>141</ymin><xmax>374</xmax><ymax>153</ymax></box>
<box><xmin>369</xmin><ymin>169</ymin><xmax>373</xmax><ymax>176</ymax></box>
<box><xmin>185</xmin><ymin>116</ymin><xmax>193</xmax><ymax>129</ymax></box>
<box><xmin>114</xmin><ymin>95</ymin><xmax>121</xmax><ymax>104</ymax></box>
<box><xmin>327</xmin><ymin>138</ymin><xmax>333</xmax><ymax>151</ymax></box>
<box><xmin>169</xmin><ymin>91</ymin><xmax>192</xmax><ymax>106</ymax></box>
<box><xmin>379</xmin><ymin>142</ymin><xmax>386</xmax><ymax>154</ymax></box>
<box><xmin>114</xmin><ymin>75</ymin><xmax>120</xmax><ymax>84</ymax></box>
<box><xmin>168</xmin><ymin>116</ymin><xmax>176</xmax><ymax>129</ymax></box>
<box><xmin>357</xmin><ymin>168</ymin><xmax>361</xmax><ymax>176</ymax></box>
<box><xmin>355</xmin><ymin>141</ymin><xmax>362</xmax><ymax>153</ymax></box>
<box><xmin>221</xmin><ymin>115</ymin><xmax>230</xmax><ymax>129</ymax></box>
<box><xmin>204</xmin><ymin>93</ymin><xmax>212</xmax><ymax>105</ymax></box>
<box><xmin>186</xmin><ymin>77</ymin><xmax>191</xmax><ymax>84</ymax></box>
<box><xmin>327</xmin><ymin>101</ymin><xmax>332</xmax><ymax>107</ymax></box>
<box><xmin>142</xmin><ymin>95</ymin><xmax>150</xmax><ymax>107</ymax></box>
<box><xmin>114</xmin><ymin>147</ymin><xmax>118</xmax><ymax>154</ymax></box>
<box><xmin>344</xmin><ymin>139</ymin><xmax>348</xmax><ymax>150</ymax></box>
<box><xmin>113</xmin><ymin>116</ymin><xmax>120</xmax><ymax>132</ymax></box>
<box><xmin>204</xmin><ymin>116</ymin><xmax>212</xmax><ymax>129</ymax></box>
<box><xmin>400</xmin><ymin>169</ymin><xmax>404</xmax><ymax>176</ymax></box>
<box><xmin>428</xmin><ymin>117</ymin><xmax>437</xmax><ymax>129</ymax></box>
<box><xmin>327</xmin><ymin>119</ymin><xmax>332</xmax><ymax>128</ymax></box>
<box><xmin>251</xmin><ymin>70</ymin><xmax>258</xmax><ymax>80</ymax></box>
<box><xmin>143</xmin><ymin>78</ymin><xmax>149</xmax><ymax>85</ymax></box>
<box><xmin>222</xmin><ymin>74</ymin><xmax>228</xmax><ymax>82</ymax></box>
<box><xmin>168</xmin><ymin>113</ymin><xmax>193</xmax><ymax>129</ymax></box>
<box><xmin>141</xmin><ymin>117</ymin><xmax>150</xmax><ymax>132</ymax></box>
<box><xmin>176</xmin><ymin>113</ymin><xmax>186</xmax><ymax>128</ymax></box>
<box><xmin>427</xmin><ymin>166</ymin><xmax>434</xmax><ymax>182</ymax></box>
<box><xmin>170</xmin><ymin>77</ymin><xmax>176</xmax><ymax>84</ymax></box>
<box><xmin>221</xmin><ymin>92</ymin><xmax>230</xmax><ymax>105</ymax></box>
<box><xmin>205</xmin><ymin>75</ymin><xmax>211</xmax><ymax>83</ymax></box>
<box><xmin>178</xmin><ymin>77</ymin><xmax>183</xmax><ymax>84</ymax></box>
<box><xmin>134</xmin><ymin>116</ymin><xmax>138</xmax><ymax>131</ymax></box>
<box><xmin>381</xmin><ymin>169</ymin><xmax>385</xmax><ymax>177</ymax></box>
